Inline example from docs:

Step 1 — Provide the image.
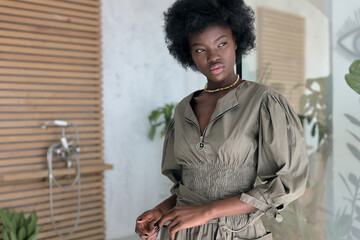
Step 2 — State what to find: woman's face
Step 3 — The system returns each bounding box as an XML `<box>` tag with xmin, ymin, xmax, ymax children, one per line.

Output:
<box><xmin>188</xmin><ymin>24</ymin><xmax>237</xmax><ymax>85</ymax></box>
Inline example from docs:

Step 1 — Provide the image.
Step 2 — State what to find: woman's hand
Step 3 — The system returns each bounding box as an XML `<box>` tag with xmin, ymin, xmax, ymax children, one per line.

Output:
<box><xmin>135</xmin><ymin>209</ymin><xmax>162</xmax><ymax>239</ymax></box>
<box><xmin>156</xmin><ymin>205</ymin><xmax>212</xmax><ymax>240</ymax></box>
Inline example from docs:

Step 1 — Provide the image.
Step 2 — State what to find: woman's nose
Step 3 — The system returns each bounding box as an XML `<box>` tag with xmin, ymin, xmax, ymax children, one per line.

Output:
<box><xmin>207</xmin><ymin>48</ymin><xmax>220</xmax><ymax>63</ymax></box>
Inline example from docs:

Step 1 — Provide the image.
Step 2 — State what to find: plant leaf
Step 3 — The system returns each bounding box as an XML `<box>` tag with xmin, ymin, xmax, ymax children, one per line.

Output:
<box><xmin>9</xmin><ymin>231</ymin><xmax>17</xmax><ymax>240</ymax></box>
<box><xmin>349</xmin><ymin>59</ymin><xmax>360</xmax><ymax>74</ymax></box>
<box><xmin>17</xmin><ymin>226</ymin><xmax>26</xmax><ymax>240</ymax></box>
<box><xmin>148</xmin><ymin>125</ymin><xmax>156</xmax><ymax>140</ymax></box>
<box><xmin>2</xmin><ymin>229</ymin><xmax>10</xmax><ymax>240</ymax></box>
<box><xmin>346</xmin><ymin>130</ymin><xmax>360</xmax><ymax>143</ymax></box>
<box><xmin>356</xmin><ymin>205</ymin><xmax>360</xmax><ymax>217</ymax></box>
<box><xmin>344</xmin><ymin>114</ymin><xmax>360</xmax><ymax>127</ymax></box>
<box><xmin>0</xmin><ymin>209</ymin><xmax>13</xmax><ymax>231</ymax></box>
<box><xmin>346</xmin><ymin>143</ymin><xmax>360</xmax><ymax>162</ymax></box>
<box><xmin>339</xmin><ymin>214</ymin><xmax>352</xmax><ymax>237</ymax></box>
<box><xmin>19</xmin><ymin>211</ymin><xmax>24</xmax><ymax>229</ymax></box>
<box><xmin>26</xmin><ymin>212</ymin><xmax>37</xmax><ymax>237</ymax></box>
<box><xmin>150</xmin><ymin>110</ymin><xmax>163</xmax><ymax>122</ymax></box>
<box><xmin>349</xmin><ymin>173</ymin><xmax>359</xmax><ymax>188</ymax></box>
<box><xmin>28</xmin><ymin>227</ymin><xmax>41</xmax><ymax>240</ymax></box>
<box><xmin>345</xmin><ymin>72</ymin><xmax>360</xmax><ymax>94</ymax></box>
<box><xmin>11</xmin><ymin>217</ymin><xmax>17</xmax><ymax>235</ymax></box>
<box><xmin>339</xmin><ymin>173</ymin><xmax>353</xmax><ymax>197</ymax></box>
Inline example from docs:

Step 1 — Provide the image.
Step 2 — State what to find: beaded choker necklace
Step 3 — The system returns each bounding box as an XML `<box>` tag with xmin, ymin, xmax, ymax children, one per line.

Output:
<box><xmin>204</xmin><ymin>74</ymin><xmax>240</xmax><ymax>93</ymax></box>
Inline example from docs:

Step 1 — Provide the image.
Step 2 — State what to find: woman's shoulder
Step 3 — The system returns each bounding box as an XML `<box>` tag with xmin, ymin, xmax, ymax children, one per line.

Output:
<box><xmin>236</xmin><ymin>80</ymin><xmax>283</xmax><ymax>104</ymax></box>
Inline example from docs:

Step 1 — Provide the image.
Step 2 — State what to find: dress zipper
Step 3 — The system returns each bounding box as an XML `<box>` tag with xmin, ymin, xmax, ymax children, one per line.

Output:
<box><xmin>185</xmin><ymin>104</ymin><xmax>239</xmax><ymax>151</ymax></box>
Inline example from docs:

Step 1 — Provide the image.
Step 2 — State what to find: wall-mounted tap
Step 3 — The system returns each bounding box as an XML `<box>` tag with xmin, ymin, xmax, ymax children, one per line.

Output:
<box><xmin>41</xmin><ymin>120</ymin><xmax>81</xmax><ymax>169</ymax></box>
<box><xmin>42</xmin><ymin>120</ymin><xmax>81</xmax><ymax>238</ymax></box>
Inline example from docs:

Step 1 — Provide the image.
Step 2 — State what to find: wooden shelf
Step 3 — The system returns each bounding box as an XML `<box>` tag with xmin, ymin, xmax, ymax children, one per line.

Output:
<box><xmin>0</xmin><ymin>164</ymin><xmax>113</xmax><ymax>182</ymax></box>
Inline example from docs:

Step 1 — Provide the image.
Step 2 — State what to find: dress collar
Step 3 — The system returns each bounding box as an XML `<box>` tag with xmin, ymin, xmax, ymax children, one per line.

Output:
<box><xmin>184</xmin><ymin>80</ymin><xmax>247</xmax><ymax>126</ymax></box>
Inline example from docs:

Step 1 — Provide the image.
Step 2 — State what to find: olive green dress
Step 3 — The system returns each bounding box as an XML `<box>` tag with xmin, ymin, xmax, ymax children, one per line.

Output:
<box><xmin>160</xmin><ymin>80</ymin><xmax>309</xmax><ymax>240</ymax></box>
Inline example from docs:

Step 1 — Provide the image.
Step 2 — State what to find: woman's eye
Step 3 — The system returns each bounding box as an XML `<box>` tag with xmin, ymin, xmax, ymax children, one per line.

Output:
<box><xmin>219</xmin><ymin>42</ymin><xmax>227</xmax><ymax>47</ymax></box>
<box><xmin>195</xmin><ymin>49</ymin><xmax>205</xmax><ymax>53</ymax></box>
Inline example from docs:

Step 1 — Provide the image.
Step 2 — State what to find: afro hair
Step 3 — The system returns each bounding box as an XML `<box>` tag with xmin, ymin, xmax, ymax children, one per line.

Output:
<box><xmin>164</xmin><ymin>0</ymin><xmax>256</xmax><ymax>71</ymax></box>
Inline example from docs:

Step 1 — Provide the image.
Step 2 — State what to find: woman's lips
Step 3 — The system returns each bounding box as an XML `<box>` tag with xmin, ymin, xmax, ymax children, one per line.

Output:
<box><xmin>209</xmin><ymin>65</ymin><xmax>225</xmax><ymax>74</ymax></box>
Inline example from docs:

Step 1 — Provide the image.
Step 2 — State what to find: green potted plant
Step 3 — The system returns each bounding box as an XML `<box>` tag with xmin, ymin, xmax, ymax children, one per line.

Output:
<box><xmin>148</xmin><ymin>103</ymin><xmax>175</xmax><ymax>140</ymax></box>
<box><xmin>0</xmin><ymin>210</ymin><xmax>42</xmax><ymax>240</ymax></box>
<box><xmin>345</xmin><ymin>59</ymin><xmax>360</xmax><ymax>94</ymax></box>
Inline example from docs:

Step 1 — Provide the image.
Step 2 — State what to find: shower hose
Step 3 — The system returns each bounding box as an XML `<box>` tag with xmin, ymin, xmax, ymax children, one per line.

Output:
<box><xmin>46</xmin><ymin>124</ymin><xmax>81</xmax><ymax>238</ymax></box>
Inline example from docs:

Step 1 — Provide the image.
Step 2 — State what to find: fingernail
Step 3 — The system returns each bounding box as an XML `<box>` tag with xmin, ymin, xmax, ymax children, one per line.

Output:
<box><xmin>145</xmin><ymin>234</ymin><xmax>149</xmax><ymax>236</ymax></box>
<box><xmin>137</xmin><ymin>218</ymin><xmax>142</xmax><ymax>221</ymax></box>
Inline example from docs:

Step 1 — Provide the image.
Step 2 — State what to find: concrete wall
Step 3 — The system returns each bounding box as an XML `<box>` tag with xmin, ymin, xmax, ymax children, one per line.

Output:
<box><xmin>101</xmin><ymin>0</ymin><xmax>202</xmax><ymax>239</ymax></box>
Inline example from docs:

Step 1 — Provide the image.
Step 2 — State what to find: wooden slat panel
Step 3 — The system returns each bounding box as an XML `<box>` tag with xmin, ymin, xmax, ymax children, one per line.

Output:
<box><xmin>0</xmin><ymin>159</ymin><xmax>104</xmax><ymax>173</ymax></box>
<box><xmin>20</xmin><ymin>0</ymin><xmax>101</xmax><ymax>13</ymax></box>
<box><xmin>0</xmin><ymin>132</ymin><xmax>101</xmax><ymax>142</ymax></box>
<box><xmin>0</xmin><ymin>0</ymin><xmax>100</xmax><ymax>20</ymax></box>
<box><xmin>0</xmin><ymin>113</ymin><xmax>102</xmax><ymax>119</ymax></box>
<box><xmin>0</xmin><ymin>106</ymin><xmax>102</xmax><ymax>114</ymax></box>
<box><xmin>0</xmin><ymin>141</ymin><xmax>102</xmax><ymax>154</ymax></box>
<box><xmin>257</xmin><ymin>7</ymin><xmax>305</xmax><ymax>113</ymax></box>
<box><xmin>39</xmin><ymin>220</ymin><xmax>105</xmax><ymax>239</ymax></box>
<box><xmin>0</xmin><ymin>69</ymin><xmax>101</xmax><ymax>78</ymax></box>
<box><xmin>0</xmin><ymin>22</ymin><xmax>100</xmax><ymax>38</ymax></box>
<box><xmin>0</xmin><ymin>183</ymin><xmax>103</xmax><ymax>208</ymax></box>
<box><xmin>0</xmin><ymin>91</ymin><xmax>102</xmax><ymax>99</ymax></box>
<box><xmin>0</xmin><ymin>7</ymin><xmax>100</xmax><ymax>26</ymax></box>
<box><xmin>0</xmin><ymin>83</ymin><xmax>101</xmax><ymax>91</ymax></box>
<box><xmin>0</xmin><ymin>174</ymin><xmax>102</xmax><ymax>191</ymax></box>
<box><xmin>0</xmin><ymin>54</ymin><xmax>101</xmax><ymax>66</ymax></box>
<box><xmin>0</xmin><ymin>76</ymin><xmax>101</xmax><ymax>85</ymax></box>
<box><xmin>1</xmin><ymin>164</ymin><xmax>112</xmax><ymax>181</ymax></box>
<box><xmin>29</xmin><ymin>197</ymin><xmax>104</xmax><ymax>219</ymax></box>
<box><xmin>0</xmin><ymin>38</ymin><xmax>101</xmax><ymax>52</ymax></box>
<box><xmin>59</xmin><ymin>0</ymin><xmax>101</xmax><ymax>7</ymax></box>
<box><xmin>0</xmin><ymin>61</ymin><xmax>101</xmax><ymax>72</ymax></box>
<box><xmin>0</xmin><ymin>119</ymin><xmax>103</xmax><ymax>128</ymax></box>
<box><xmin>0</xmin><ymin>152</ymin><xmax>103</xmax><ymax>166</ymax></box>
<box><xmin>0</xmin><ymin>45</ymin><xmax>101</xmax><ymax>59</ymax></box>
<box><xmin>37</xmin><ymin>208</ymin><xmax>104</xmax><ymax>225</ymax></box>
<box><xmin>0</xmin><ymin>181</ymin><xmax>103</xmax><ymax>201</ymax></box>
<box><xmin>0</xmin><ymin>14</ymin><xmax>100</xmax><ymax>32</ymax></box>
<box><xmin>0</xmin><ymin>125</ymin><xmax>102</xmax><ymax>134</ymax></box>
<box><xmin>46</xmin><ymin>226</ymin><xmax>105</xmax><ymax>240</ymax></box>
<box><xmin>0</xmin><ymin>1</ymin><xmax>107</xmax><ymax>239</ymax></box>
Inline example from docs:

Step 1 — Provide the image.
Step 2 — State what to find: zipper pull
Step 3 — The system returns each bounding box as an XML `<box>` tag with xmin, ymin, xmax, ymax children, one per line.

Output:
<box><xmin>196</xmin><ymin>136</ymin><xmax>205</xmax><ymax>151</ymax></box>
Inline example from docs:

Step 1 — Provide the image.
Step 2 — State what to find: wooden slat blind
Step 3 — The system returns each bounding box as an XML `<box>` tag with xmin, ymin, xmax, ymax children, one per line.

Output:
<box><xmin>257</xmin><ymin>8</ymin><xmax>306</xmax><ymax>113</ymax></box>
<box><xmin>0</xmin><ymin>0</ymin><xmax>110</xmax><ymax>239</ymax></box>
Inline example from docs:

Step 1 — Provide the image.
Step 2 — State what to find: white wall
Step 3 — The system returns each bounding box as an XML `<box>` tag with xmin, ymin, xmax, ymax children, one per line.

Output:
<box><xmin>331</xmin><ymin>0</ymin><xmax>360</xmax><ymax>216</ymax></box>
<box><xmin>101</xmin><ymin>0</ymin><xmax>203</xmax><ymax>239</ymax></box>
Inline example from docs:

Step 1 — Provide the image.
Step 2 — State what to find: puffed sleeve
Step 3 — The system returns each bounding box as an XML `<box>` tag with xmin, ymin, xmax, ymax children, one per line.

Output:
<box><xmin>239</xmin><ymin>90</ymin><xmax>309</xmax><ymax>223</ymax></box>
<box><xmin>161</xmin><ymin>119</ymin><xmax>182</xmax><ymax>195</ymax></box>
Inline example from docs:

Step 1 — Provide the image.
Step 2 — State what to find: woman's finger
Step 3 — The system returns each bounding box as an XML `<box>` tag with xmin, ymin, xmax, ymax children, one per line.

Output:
<box><xmin>168</xmin><ymin>222</ymin><xmax>180</xmax><ymax>240</ymax></box>
<box><xmin>166</xmin><ymin>217</ymin><xmax>178</xmax><ymax>232</ymax></box>
<box><xmin>148</xmin><ymin>230</ymin><xmax>159</xmax><ymax>240</ymax></box>
<box><xmin>156</xmin><ymin>212</ymin><xmax>174</xmax><ymax>228</ymax></box>
<box><xmin>168</xmin><ymin>222</ymin><xmax>182</xmax><ymax>240</ymax></box>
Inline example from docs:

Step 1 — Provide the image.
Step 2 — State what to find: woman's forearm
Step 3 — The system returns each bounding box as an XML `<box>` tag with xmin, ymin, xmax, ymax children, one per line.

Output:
<box><xmin>206</xmin><ymin>194</ymin><xmax>258</xmax><ymax>219</ymax></box>
<box><xmin>153</xmin><ymin>194</ymin><xmax>177</xmax><ymax>214</ymax></box>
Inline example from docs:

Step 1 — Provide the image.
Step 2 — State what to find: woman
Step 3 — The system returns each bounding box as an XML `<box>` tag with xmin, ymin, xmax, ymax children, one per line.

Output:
<box><xmin>135</xmin><ymin>0</ymin><xmax>309</xmax><ymax>239</ymax></box>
